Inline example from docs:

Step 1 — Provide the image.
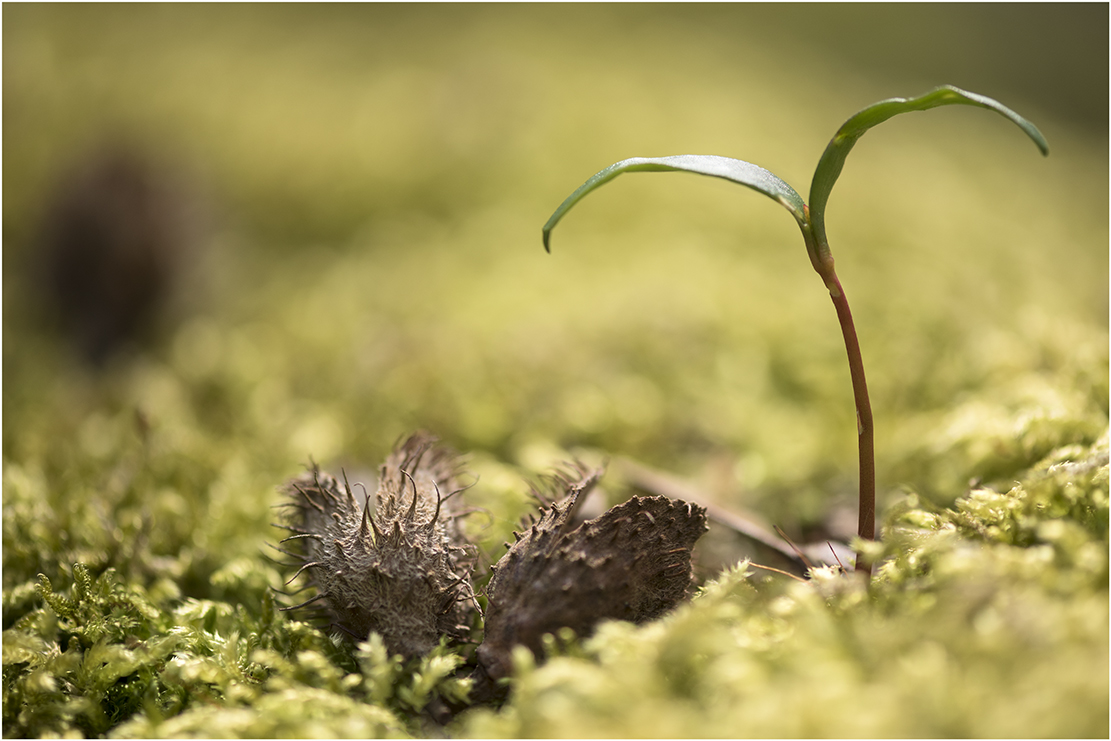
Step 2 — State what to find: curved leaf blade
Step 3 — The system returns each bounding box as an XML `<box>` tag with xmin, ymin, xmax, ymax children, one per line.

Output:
<box><xmin>542</xmin><ymin>155</ymin><xmax>805</xmax><ymax>252</ymax></box>
<box><xmin>808</xmin><ymin>85</ymin><xmax>1049</xmax><ymax>249</ymax></box>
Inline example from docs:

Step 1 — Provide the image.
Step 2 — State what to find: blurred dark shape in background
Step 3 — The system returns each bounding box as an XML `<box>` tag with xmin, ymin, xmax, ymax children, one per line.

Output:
<box><xmin>34</xmin><ymin>141</ymin><xmax>206</xmax><ymax>366</ymax></box>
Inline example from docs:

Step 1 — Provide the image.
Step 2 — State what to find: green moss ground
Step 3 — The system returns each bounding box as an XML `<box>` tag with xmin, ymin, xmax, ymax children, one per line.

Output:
<box><xmin>4</xmin><ymin>5</ymin><xmax>1108</xmax><ymax>737</ymax></box>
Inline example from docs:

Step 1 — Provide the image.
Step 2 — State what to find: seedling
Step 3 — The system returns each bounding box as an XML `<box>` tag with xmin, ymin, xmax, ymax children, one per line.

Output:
<box><xmin>542</xmin><ymin>85</ymin><xmax>1048</xmax><ymax>577</ymax></box>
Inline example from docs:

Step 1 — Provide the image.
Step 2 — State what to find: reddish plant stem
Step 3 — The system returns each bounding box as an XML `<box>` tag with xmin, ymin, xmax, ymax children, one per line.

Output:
<box><xmin>825</xmin><ymin>269</ymin><xmax>875</xmax><ymax>577</ymax></box>
<box><xmin>800</xmin><ymin>210</ymin><xmax>875</xmax><ymax>578</ymax></box>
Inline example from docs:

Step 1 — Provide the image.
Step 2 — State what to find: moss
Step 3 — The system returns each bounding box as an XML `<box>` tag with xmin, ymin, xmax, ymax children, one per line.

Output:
<box><xmin>5</xmin><ymin>427</ymin><xmax>1105</xmax><ymax>737</ymax></box>
<box><xmin>459</xmin><ymin>437</ymin><xmax>1109</xmax><ymax>738</ymax></box>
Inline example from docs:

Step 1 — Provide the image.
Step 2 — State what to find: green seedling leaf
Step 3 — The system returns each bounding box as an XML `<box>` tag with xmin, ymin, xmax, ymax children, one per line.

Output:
<box><xmin>542</xmin><ymin>155</ymin><xmax>806</xmax><ymax>251</ymax></box>
<box><xmin>808</xmin><ymin>84</ymin><xmax>1049</xmax><ymax>251</ymax></box>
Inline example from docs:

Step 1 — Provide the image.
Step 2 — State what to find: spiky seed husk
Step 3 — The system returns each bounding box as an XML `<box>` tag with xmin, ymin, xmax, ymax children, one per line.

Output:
<box><xmin>278</xmin><ymin>432</ymin><xmax>476</xmax><ymax>660</ymax></box>
<box><xmin>477</xmin><ymin>464</ymin><xmax>708</xmax><ymax>681</ymax></box>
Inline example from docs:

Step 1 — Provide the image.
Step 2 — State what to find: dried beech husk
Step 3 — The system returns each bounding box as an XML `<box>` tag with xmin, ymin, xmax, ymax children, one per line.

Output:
<box><xmin>477</xmin><ymin>465</ymin><xmax>708</xmax><ymax>682</ymax></box>
<box><xmin>277</xmin><ymin>432</ymin><xmax>476</xmax><ymax>660</ymax></box>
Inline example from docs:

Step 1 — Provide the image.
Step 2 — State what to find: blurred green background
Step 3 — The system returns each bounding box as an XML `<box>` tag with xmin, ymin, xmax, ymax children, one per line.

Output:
<box><xmin>4</xmin><ymin>3</ymin><xmax>1108</xmax><ymax>557</ymax></box>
